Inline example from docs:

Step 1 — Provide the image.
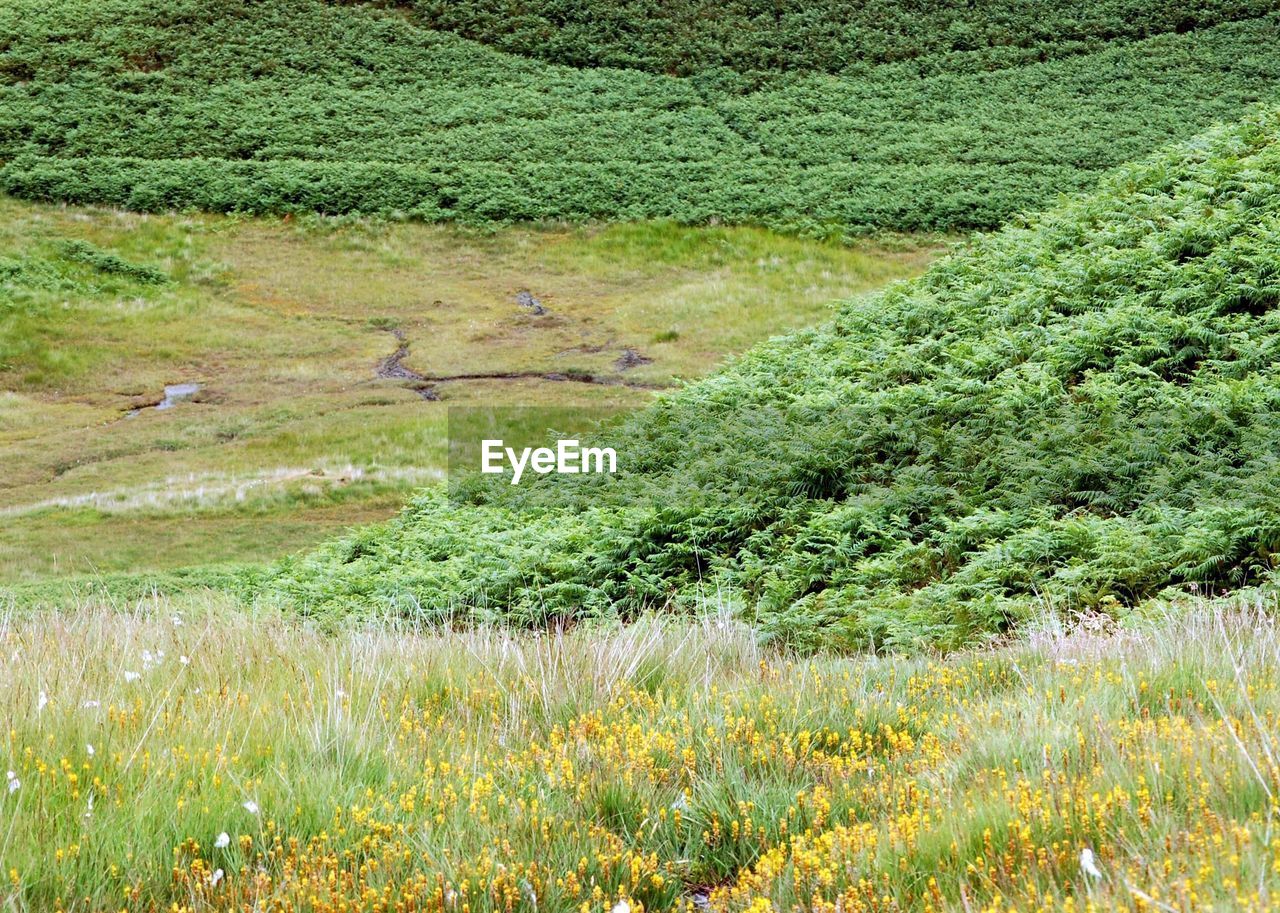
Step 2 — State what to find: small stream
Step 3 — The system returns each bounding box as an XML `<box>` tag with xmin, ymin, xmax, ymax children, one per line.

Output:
<box><xmin>124</xmin><ymin>383</ymin><xmax>201</xmax><ymax>418</ymax></box>
<box><xmin>155</xmin><ymin>383</ymin><xmax>201</xmax><ymax>410</ymax></box>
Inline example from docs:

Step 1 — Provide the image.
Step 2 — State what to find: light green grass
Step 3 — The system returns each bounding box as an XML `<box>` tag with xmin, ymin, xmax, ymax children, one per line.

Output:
<box><xmin>2</xmin><ymin>594</ymin><xmax>1279</xmax><ymax>911</ymax></box>
<box><xmin>0</xmin><ymin>198</ymin><xmax>942</xmax><ymax>583</ymax></box>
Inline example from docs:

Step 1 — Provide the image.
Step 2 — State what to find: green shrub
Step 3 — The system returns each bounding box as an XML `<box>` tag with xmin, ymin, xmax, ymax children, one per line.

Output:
<box><xmin>404</xmin><ymin>0</ymin><xmax>1277</xmax><ymax>78</ymax></box>
<box><xmin>268</xmin><ymin>107</ymin><xmax>1280</xmax><ymax>649</ymax></box>
<box><xmin>55</xmin><ymin>239</ymin><xmax>169</xmax><ymax>283</ymax></box>
<box><xmin>0</xmin><ymin>0</ymin><xmax>1278</xmax><ymax>230</ymax></box>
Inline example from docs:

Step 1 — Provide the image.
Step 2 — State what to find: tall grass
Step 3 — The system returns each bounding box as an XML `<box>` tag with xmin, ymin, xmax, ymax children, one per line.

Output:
<box><xmin>3</xmin><ymin>592</ymin><xmax>1280</xmax><ymax>910</ymax></box>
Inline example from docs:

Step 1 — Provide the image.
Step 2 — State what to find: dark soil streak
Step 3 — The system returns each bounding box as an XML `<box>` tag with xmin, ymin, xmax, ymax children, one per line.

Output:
<box><xmin>376</xmin><ymin>327</ymin><xmax>440</xmax><ymax>400</ymax></box>
<box><xmin>614</xmin><ymin>348</ymin><xmax>653</xmax><ymax>371</ymax></box>
<box><xmin>422</xmin><ymin>371</ymin><xmax>670</xmax><ymax>390</ymax></box>
<box><xmin>376</xmin><ymin>327</ymin><xmax>668</xmax><ymax>396</ymax></box>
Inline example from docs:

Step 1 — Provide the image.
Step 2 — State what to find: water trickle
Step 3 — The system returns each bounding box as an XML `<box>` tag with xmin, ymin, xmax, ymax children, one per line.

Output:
<box><xmin>154</xmin><ymin>383</ymin><xmax>200</xmax><ymax>410</ymax></box>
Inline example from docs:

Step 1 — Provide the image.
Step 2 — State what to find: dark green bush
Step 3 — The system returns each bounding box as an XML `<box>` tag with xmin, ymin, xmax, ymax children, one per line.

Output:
<box><xmin>268</xmin><ymin>107</ymin><xmax>1280</xmax><ymax>649</ymax></box>
<box><xmin>55</xmin><ymin>239</ymin><xmax>169</xmax><ymax>283</ymax></box>
<box><xmin>404</xmin><ymin>0</ymin><xmax>1277</xmax><ymax>78</ymax></box>
<box><xmin>1</xmin><ymin>0</ymin><xmax>1278</xmax><ymax>230</ymax></box>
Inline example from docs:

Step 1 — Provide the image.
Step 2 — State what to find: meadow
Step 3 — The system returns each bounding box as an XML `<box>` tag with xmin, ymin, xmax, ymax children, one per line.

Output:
<box><xmin>0</xmin><ymin>197</ymin><xmax>940</xmax><ymax>585</ymax></box>
<box><xmin>3</xmin><ymin>593</ymin><xmax>1280</xmax><ymax>912</ymax></box>
<box><xmin>2</xmin><ymin>0</ymin><xmax>1279</xmax><ymax>231</ymax></box>
<box><xmin>7</xmin><ymin>0</ymin><xmax>1280</xmax><ymax>908</ymax></box>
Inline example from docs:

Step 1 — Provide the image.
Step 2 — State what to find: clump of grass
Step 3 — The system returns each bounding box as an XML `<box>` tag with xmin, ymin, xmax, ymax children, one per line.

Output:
<box><xmin>3</xmin><ymin>592</ymin><xmax>1280</xmax><ymax>911</ymax></box>
<box><xmin>54</xmin><ymin>239</ymin><xmax>169</xmax><ymax>284</ymax></box>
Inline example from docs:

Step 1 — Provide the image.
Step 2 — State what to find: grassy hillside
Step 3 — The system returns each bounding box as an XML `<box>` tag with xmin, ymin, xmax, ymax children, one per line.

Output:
<box><xmin>270</xmin><ymin>106</ymin><xmax>1280</xmax><ymax>649</ymax></box>
<box><xmin>1</xmin><ymin>0</ymin><xmax>1279</xmax><ymax>231</ymax></box>
<box><xmin>0</xmin><ymin>198</ymin><xmax>937</xmax><ymax>584</ymax></box>
<box><xmin>4</xmin><ymin>596</ymin><xmax>1280</xmax><ymax>912</ymax></box>
<box><xmin>410</xmin><ymin>0</ymin><xmax>1277</xmax><ymax>77</ymax></box>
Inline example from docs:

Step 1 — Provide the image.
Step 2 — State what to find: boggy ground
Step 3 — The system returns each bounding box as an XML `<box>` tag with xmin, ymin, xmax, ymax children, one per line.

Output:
<box><xmin>0</xmin><ymin>198</ymin><xmax>941</xmax><ymax>582</ymax></box>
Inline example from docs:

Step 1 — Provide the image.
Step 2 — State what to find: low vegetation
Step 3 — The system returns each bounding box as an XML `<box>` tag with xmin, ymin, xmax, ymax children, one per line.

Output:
<box><xmin>6</xmin><ymin>1</ymin><xmax>1280</xmax><ymax>908</ymax></box>
<box><xmin>1</xmin><ymin>0</ymin><xmax>1278</xmax><ymax>231</ymax></box>
<box><xmin>0</xmin><ymin>198</ymin><xmax>937</xmax><ymax>584</ymax></box>
<box><xmin>8</xmin><ymin>0</ymin><xmax>1280</xmax><ymax>908</ymax></box>
<box><xmin>271</xmin><ymin>107</ymin><xmax>1280</xmax><ymax>648</ymax></box>
<box><xmin>3</xmin><ymin>595</ymin><xmax>1280</xmax><ymax>912</ymax></box>
<box><xmin>406</xmin><ymin>0</ymin><xmax>1277</xmax><ymax>77</ymax></box>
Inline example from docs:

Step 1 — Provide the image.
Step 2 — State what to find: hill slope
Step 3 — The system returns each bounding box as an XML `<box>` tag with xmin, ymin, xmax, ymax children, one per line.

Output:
<box><xmin>1</xmin><ymin>0</ymin><xmax>1279</xmax><ymax>230</ymax></box>
<box><xmin>410</xmin><ymin>0</ymin><xmax>1277</xmax><ymax>77</ymax></box>
<box><xmin>270</xmin><ymin>107</ymin><xmax>1280</xmax><ymax>649</ymax></box>
<box><xmin>0</xmin><ymin>199</ymin><xmax>937</xmax><ymax>586</ymax></box>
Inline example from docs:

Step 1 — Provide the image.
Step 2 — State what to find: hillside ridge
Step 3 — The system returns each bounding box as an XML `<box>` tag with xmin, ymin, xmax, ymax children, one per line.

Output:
<box><xmin>2</xmin><ymin>0</ymin><xmax>1279</xmax><ymax>230</ymax></box>
<box><xmin>268</xmin><ymin>105</ymin><xmax>1280</xmax><ymax>649</ymax></box>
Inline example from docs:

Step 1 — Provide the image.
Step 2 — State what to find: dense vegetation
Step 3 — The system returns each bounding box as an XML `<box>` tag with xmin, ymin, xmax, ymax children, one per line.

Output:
<box><xmin>6</xmin><ymin>600</ymin><xmax>1280</xmax><ymax>913</ymax></box>
<box><xmin>0</xmin><ymin>195</ymin><xmax>935</xmax><ymax>587</ymax></box>
<box><xmin>1</xmin><ymin>0</ymin><xmax>1279</xmax><ymax>230</ymax></box>
<box><xmin>408</xmin><ymin>0</ymin><xmax>1278</xmax><ymax>77</ymax></box>
<box><xmin>270</xmin><ymin>107</ymin><xmax>1280</xmax><ymax>649</ymax></box>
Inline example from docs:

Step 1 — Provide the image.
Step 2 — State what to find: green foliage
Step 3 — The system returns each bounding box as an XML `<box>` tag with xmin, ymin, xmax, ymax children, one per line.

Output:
<box><xmin>269</xmin><ymin>108</ymin><xmax>1280</xmax><ymax>648</ymax></box>
<box><xmin>54</xmin><ymin>239</ymin><xmax>169</xmax><ymax>283</ymax></box>
<box><xmin>0</xmin><ymin>237</ymin><xmax>170</xmax><ymax>379</ymax></box>
<box><xmin>1</xmin><ymin>564</ymin><xmax>269</xmax><ymax>611</ymax></box>
<box><xmin>1</xmin><ymin>0</ymin><xmax>1279</xmax><ymax>230</ymax></box>
<box><xmin>405</xmin><ymin>0</ymin><xmax>1276</xmax><ymax>78</ymax></box>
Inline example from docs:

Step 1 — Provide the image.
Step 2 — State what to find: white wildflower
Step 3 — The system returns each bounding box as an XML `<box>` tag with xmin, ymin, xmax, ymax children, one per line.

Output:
<box><xmin>86</xmin><ymin>743</ymin><xmax>94</xmax><ymax>756</ymax></box>
<box><xmin>210</xmin><ymin>868</ymin><xmax>224</xmax><ymax>886</ymax></box>
<box><xmin>612</xmin><ymin>901</ymin><xmax>631</xmax><ymax>913</ymax></box>
<box><xmin>37</xmin><ymin>691</ymin><xmax>48</xmax><ymax>712</ymax></box>
<box><xmin>6</xmin><ymin>771</ymin><xmax>18</xmax><ymax>794</ymax></box>
<box><xmin>215</xmin><ymin>832</ymin><xmax>231</xmax><ymax>849</ymax></box>
<box><xmin>1080</xmin><ymin>847</ymin><xmax>1103</xmax><ymax>880</ymax></box>
<box><xmin>123</xmin><ymin>671</ymin><xmax>140</xmax><ymax>683</ymax></box>
<box><xmin>243</xmin><ymin>800</ymin><xmax>259</xmax><ymax>815</ymax></box>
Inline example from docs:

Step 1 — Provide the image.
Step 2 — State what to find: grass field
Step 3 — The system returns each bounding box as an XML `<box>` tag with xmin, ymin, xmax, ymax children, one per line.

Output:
<box><xmin>8</xmin><ymin>2</ymin><xmax>1280</xmax><ymax>908</ymax></box>
<box><xmin>0</xmin><ymin>198</ymin><xmax>941</xmax><ymax>583</ymax></box>
<box><xmin>3</xmin><ymin>594</ymin><xmax>1280</xmax><ymax>912</ymax></box>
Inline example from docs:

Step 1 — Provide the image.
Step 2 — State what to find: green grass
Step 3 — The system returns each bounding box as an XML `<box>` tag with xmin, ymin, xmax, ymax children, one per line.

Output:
<box><xmin>268</xmin><ymin>105</ymin><xmax>1280</xmax><ymax>648</ymax></box>
<box><xmin>0</xmin><ymin>197</ymin><xmax>940</xmax><ymax>583</ymax></box>
<box><xmin>1</xmin><ymin>0</ymin><xmax>1279</xmax><ymax>231</ymax></box>
<box><xmin>3</xmin><ymin>594</ymin><xmax>1280</xmax><ymax>911</ymax></box>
